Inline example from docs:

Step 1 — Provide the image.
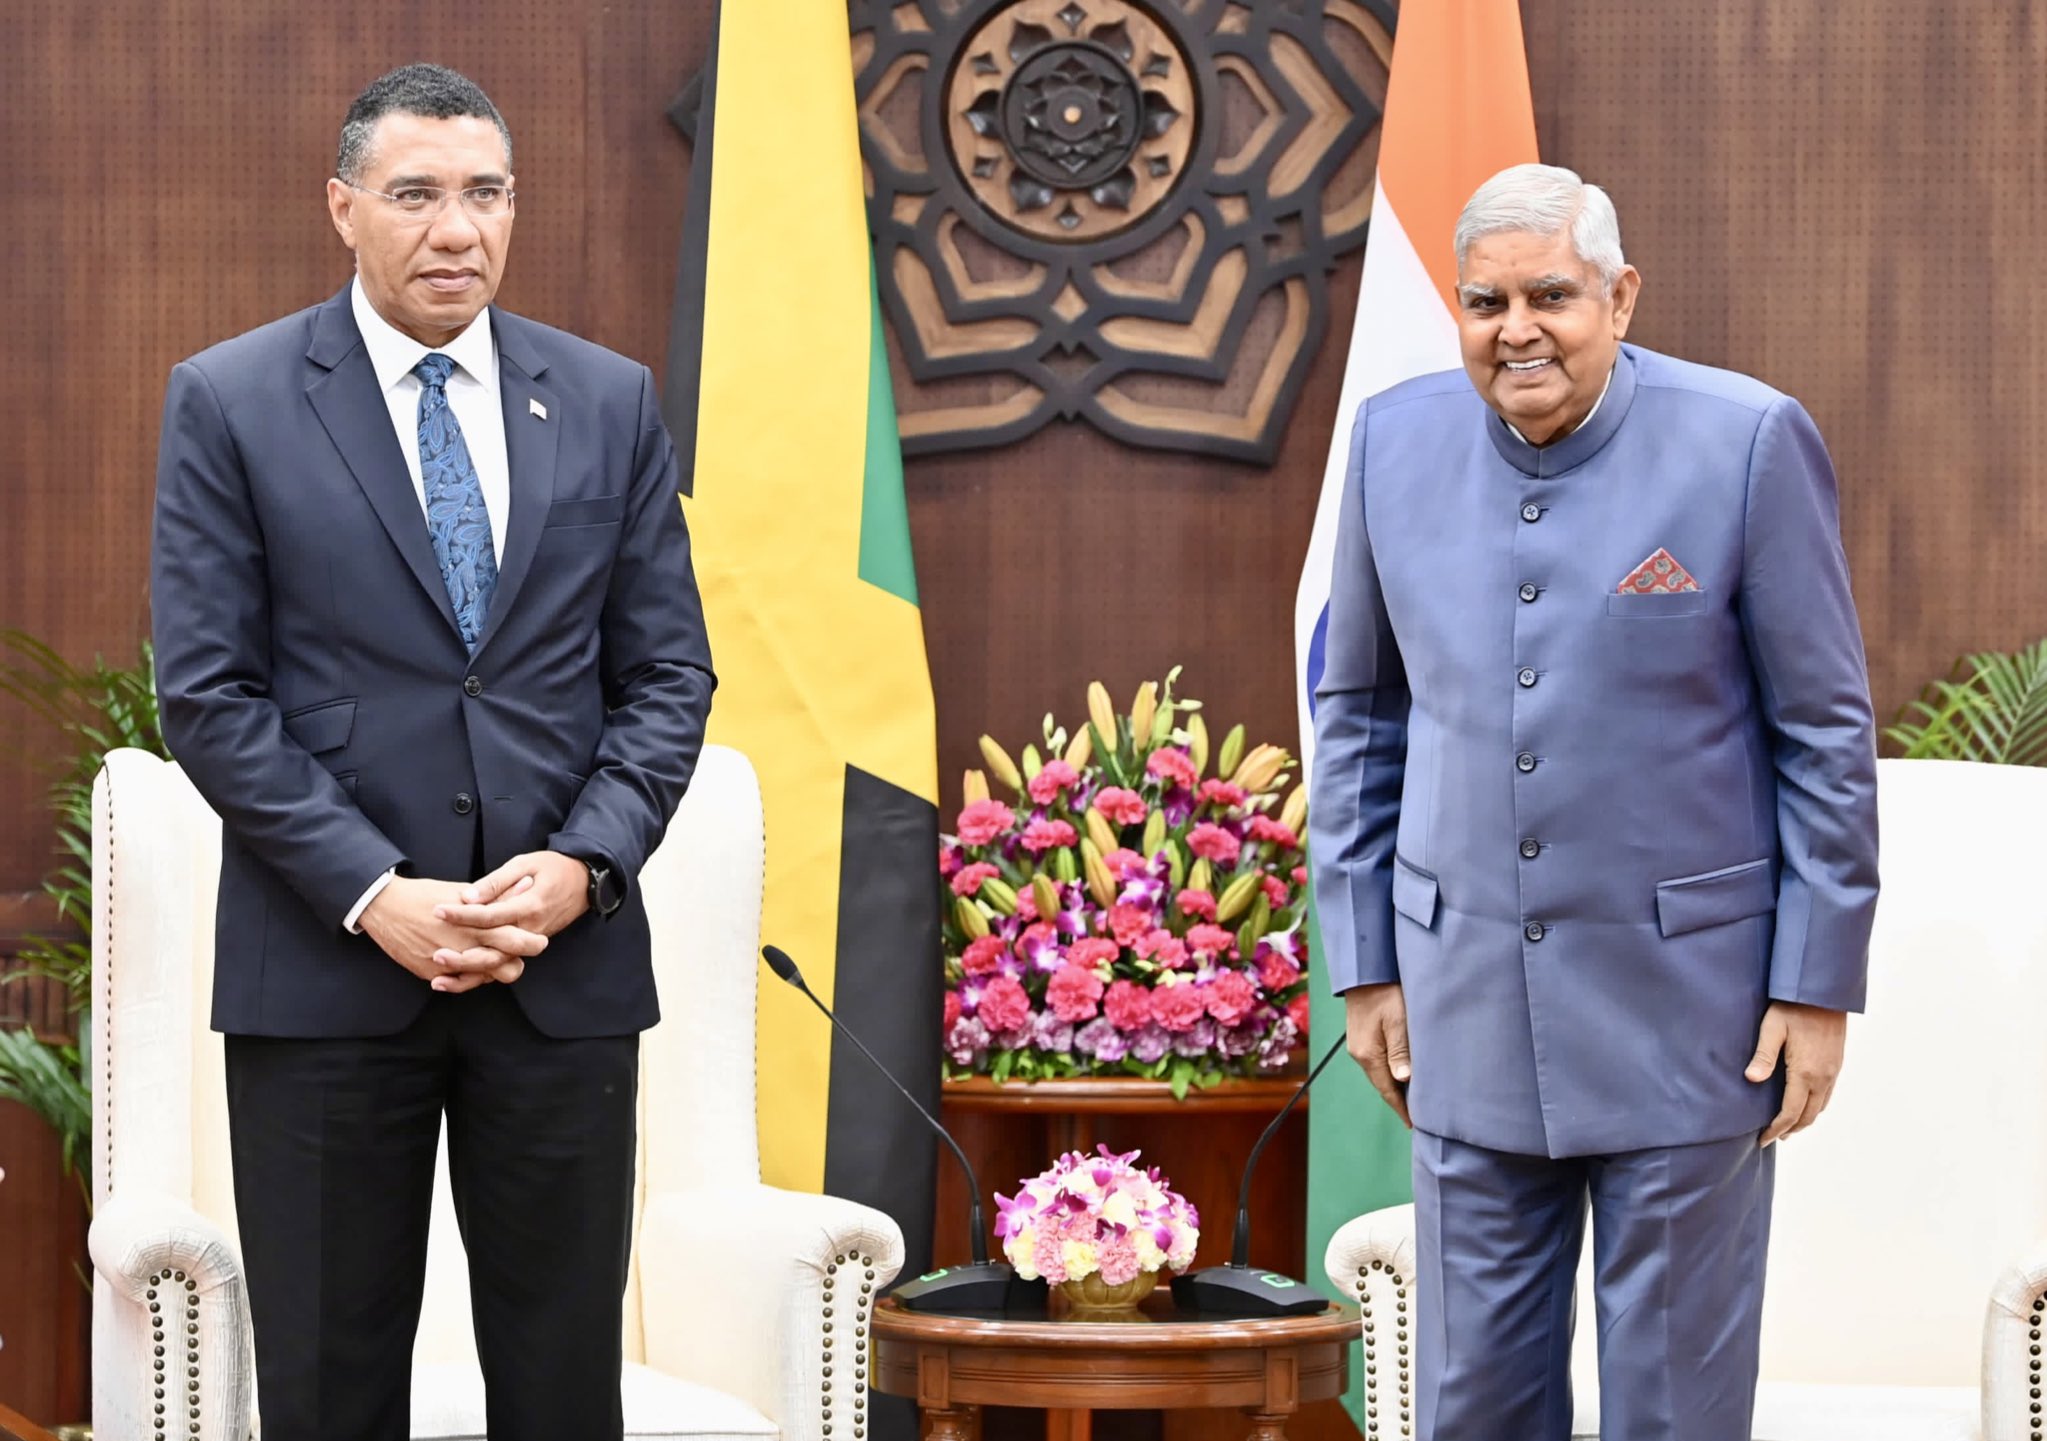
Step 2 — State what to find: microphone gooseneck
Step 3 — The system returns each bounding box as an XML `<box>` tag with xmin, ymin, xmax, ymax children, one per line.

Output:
<box><xmin>760</xmin><ymin>945</ymin><xmax>992</xmax><ymax>1266</ymax></box>
<box><xmin>1231</xmin><ymin>1034</ymin><xmax>1347</xmax><ymax>1266</ymax></box>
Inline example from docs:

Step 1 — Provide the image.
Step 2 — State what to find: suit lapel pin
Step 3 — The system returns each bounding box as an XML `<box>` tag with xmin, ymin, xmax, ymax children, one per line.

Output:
<box><xmin>529</xmin><ymin>397</ymin><xmax>548</xmax><ymax>420</ymax></box>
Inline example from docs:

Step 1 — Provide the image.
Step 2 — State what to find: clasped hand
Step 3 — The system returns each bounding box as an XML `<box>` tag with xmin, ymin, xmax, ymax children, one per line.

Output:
<box><xmin>360</xmin><ymin>850</ymin><xmax>592</xmax><ymax>994</ymax></box>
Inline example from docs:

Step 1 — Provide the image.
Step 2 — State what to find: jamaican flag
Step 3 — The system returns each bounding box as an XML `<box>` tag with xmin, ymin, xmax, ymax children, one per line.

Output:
<box><xmin>663</xmin><ymin>0</ymin><xmax>944</xmax><ymax>1320</ymax></box>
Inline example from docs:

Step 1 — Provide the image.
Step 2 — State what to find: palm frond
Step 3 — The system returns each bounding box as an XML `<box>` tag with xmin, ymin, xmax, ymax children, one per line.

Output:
<box><xmin>0</xmin><ymin>1027</ymin><xmax>91</xmax><ymax>1193</ymax></box>
<box><xmin>1885</xmin><ymin>640</ymin><xmax>2047</xmax><ymax>765</ymax></box>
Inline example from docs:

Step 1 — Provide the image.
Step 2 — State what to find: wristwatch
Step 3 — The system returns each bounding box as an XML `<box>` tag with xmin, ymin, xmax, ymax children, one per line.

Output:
<box><xmin>575</xmin><ymin>853</ymin><xmax>624</xmax><ymax>919</ymax></box>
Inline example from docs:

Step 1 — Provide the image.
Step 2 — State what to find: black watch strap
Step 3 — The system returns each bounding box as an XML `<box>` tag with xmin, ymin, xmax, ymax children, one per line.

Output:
<box><xmin>577</xmin><ymin>854</ymin><xmax>624</xmax><ymax>918</ymax></box>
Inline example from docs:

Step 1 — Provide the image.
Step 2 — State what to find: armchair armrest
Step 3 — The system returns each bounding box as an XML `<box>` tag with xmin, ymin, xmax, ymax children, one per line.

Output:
<box><xmin>1981</xmin><ymin>1237</ymin><xmax>2047</xmax><ymax>1441</ymax></box>
<box><xmin>1324</xmin><ymin>1204</ymin><xmax>1418</xmax><ymax>1441</ymax></box>
<box><xmin>637</xmin><ymin>1182</ymin><xmax>904</xmax><ymax>1441</ymax></box>
<box><xmin>89</xmin><ymin>1190</ymin><xmax>253</xmax><ymax>1441</ymax></box>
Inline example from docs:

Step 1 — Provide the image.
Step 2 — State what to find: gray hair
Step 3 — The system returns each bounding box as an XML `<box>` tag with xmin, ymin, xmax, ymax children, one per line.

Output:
<box><xmin>1454</xmin><ymin>164</ymin><xmax>1625</xmax><ymax>291</ymax></box>
<box><xmin>337</xmin><ymin>64</ymin><xmax>512</xmax><ymax>185</ymax></box>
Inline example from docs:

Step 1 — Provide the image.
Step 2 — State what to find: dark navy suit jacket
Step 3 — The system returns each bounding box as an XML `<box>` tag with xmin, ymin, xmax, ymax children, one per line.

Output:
<box><xmin>1309</xmin><ymin>345</ymin><xmax>1879</xmax><ymax>1157</ymax></box>
<box><xmin>151</xmin><ymin>285</ymin><xmax>715</xmax><ymax>1040</ymax></box>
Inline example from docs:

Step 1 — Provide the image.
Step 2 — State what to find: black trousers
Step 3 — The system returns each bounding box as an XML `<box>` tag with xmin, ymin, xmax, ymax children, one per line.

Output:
<box><xmin>225</xmin><ymin>984</ymin><xmax>640</xmax><ymax>1441</ymax></box>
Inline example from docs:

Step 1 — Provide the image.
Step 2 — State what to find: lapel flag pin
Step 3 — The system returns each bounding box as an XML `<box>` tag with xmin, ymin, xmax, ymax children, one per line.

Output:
<box><xmin>529</xmin><ymin>397</ymin><xmax>548</xmax><ymax>420</ymax></box>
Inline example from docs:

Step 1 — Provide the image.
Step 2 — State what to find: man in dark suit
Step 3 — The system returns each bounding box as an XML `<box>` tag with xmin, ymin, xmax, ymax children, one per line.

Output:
<box><xmin>150</xmin><ymin>63</ymin><xmax>715</xmax><ymax>1440</ymax></box>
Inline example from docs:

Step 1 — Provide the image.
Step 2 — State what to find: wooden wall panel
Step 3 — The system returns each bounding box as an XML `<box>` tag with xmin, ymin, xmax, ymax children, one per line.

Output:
<box><xmin>1519</xmin><ymin>0</ymin><xmax>2047</xmax><ymax>724</ymax></box>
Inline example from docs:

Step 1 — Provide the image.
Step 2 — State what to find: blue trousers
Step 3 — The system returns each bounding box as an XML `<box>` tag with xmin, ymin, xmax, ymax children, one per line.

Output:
<box><xmin>1412</xmin><ymin>1128</ymin><xmax>1775</xmax><ymax>1441</ymax></box>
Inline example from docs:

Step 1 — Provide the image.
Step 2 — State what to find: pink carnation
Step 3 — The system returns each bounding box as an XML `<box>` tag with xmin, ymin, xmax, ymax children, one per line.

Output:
<box><xmin>1247</xmin><ymin>817</ymin><xmax>1300</xmax><ymax>849</ymax></box>
<box><xmin>1068</xmin><ymin>937</ymin><xmax>1120</xmax><ymax>970</ymax></box>
<box><xmin>958</xmin><ymin>800</ymin><xmax>1016</xmax><ymax>847</ymax></box>
<box><xmin>1028</xmin><ymin>759</ymin><xmax>1080</xmax><ymax>806</ymax></box>
<box><xmin>940</xmin><ymin>845</ymin><xmax>962</xmax><ymax>877</ymax></box>
<box><xmin>978</xmin><ymin>975</ymin><xmax>1031</xmax><ymax>1034</ymax></box>
<box><xmin>1205</xmin><ymin>970</ymin><xmax>1258</xmax><ymax>1027</ymax></box>
<box><xmin>1176</xmin><ymin>888</ymin><xmax>1218</xmax><ymax>921</ymax></box>
<box><xmin>950</xmin><ymin>861</ymin><xmax>1000</xmax><ymax>898</ymax></box>
<box><xmin>1103</xmin><ymin>979</ymin><xmax>1152</xmax><ymax>1031</ymax></box>
<box><xmin>1103</xmin><ymin>847</ymin><xmax>1147</xmax><ymax>877</ymax></box>
<box><xmin>1186</xmin><ymin>823</ymin><xmax>1241</xmax><ymax>867</ymax></box>
<box><xmin>1152</xmin><ymin>983</ymin><xmax>1208</xmax><ymax>1033</ymax></box>
<box><xmin>1094</xmin><ymin>787</ymin><xmax>1148</xmax><ymax>826</ymax></box>
<box><xmin>1107</xmin><ymin>904</ymin><xmax>1154</xmax><ymax>946</ymax></box>
<box><xmin>1292</xmin><ymin>866</ymin><xmax>1308</xmax><ymax>886</ymax></box>
<box><xmin>961</xmin><ymin>935</ymin><xmax>1006</xmax><ymax>977</ymax></box>
<box><xmin>1199</xmin><ymin>779</ymin><xmax>1248</xmax><ymax>808</ymax></box>
<box><xmin>1286</xmin><ymin>993</ymin><xmax>1311</xmax><ymax>1035</ymax></box>
<box><xmin>1033</xmin><ymin>1229</ymin><xmax>1067</xmax><ymax>1284</ymax></box>
<box><xmin>1147</xmin><ymin>748</ymin><xmax>1199</xmax><ymax>789</ymax></box>
<box><xmin>1097</xmin><ymin>1232</ymin><xmax>1141</xmax><ymax>1287</ymax></box>
<box><xmin>1021</xmin><ymin>818</ymin><xmax>1078</xmax><ymax>854</ymax></box>
<box><xmin>1186</xmin><ymin>924</ymin><xmax>1236</xmax><ymax>958</ymax></box>
<box><xmin>1261</xmin><ymin>874</ymin><xmax>1290</xmax><ymax>908</ymax></box>
<box><xmin>1257</xmin><ymin>948</ymin><xmax>1302</xmax><ymax>992</ymax></box>
<box><xmin>1046</xmin><ymin>964</ymin><xmax>1106</xmax><ymax>1023</ymax></box>
<box><xmin>1136</xmin><ymin>929</ymin><xmax>1190</xmax><ymax>969</ymax></box>
<box><xmin>943</xmin><ymin>991</ymin><xmax>962</xmax><ymax>1030</ymax></box>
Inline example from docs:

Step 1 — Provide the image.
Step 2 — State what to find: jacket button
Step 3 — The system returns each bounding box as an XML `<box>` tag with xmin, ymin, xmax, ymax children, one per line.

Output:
<box><xmin>1520</xmin><ymin>838</ymin><xmax>1541</xmax><ymax>859</ymax></box>
<box><xmin>453</xmin><ymin>793</ymin><xmax>475</xmax><ymax>815</ymax></box>
<box><xmin>1524</xmin><ymin>922</ymin><xmax>1546</xmax><ymax>942</ymax></box>
<box><xmin>1521</xmin><ymin>502</ymin><xmax>1541</xmax><ymax>523</ymax></box>
<box><xmin>1519</xmin><ymin>583</ymin><xmax>1539</xmax><ymax>603</ymax></box>
<box><xmin>1517</xmin><ymin>667</ymin><xmax>1538</xmax><ymax>688</ymax></box>
<box><xmin>463</xmin><ymin>675</ymin><xmax>483</xmax><ymax>697</ymax></box>
<box><xmin>1516</xmin><ymin>752</ymin><xmax>1537</xmax><ymax>773</ymax></box>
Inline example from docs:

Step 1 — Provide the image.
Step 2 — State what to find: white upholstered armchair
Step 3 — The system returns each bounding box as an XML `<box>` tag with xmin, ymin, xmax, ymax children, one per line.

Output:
<box><xmin>1324</xmin><ymin>758</ymin><xmax>2047</xmax><ymax>1441</ymax></box>
<box><xmin>89</xmin><ymin>743</ymin><xmax>905</xmax><ymax>1441</ymax></box>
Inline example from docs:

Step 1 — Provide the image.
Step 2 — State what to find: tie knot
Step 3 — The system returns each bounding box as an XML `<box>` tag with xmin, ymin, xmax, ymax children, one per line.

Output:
<box><xmin>413</xmin><ymin>353</ymin><xmax>455</xmax><ymax>390</ymax></box>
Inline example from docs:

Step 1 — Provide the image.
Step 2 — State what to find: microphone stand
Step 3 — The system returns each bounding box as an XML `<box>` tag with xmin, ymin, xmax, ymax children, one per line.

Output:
<box><xmin>760</xmin><ymin>945</ymin><xmax>1034</xmax><ymax>1311</ymax></box>
<box><xmin>1176</xmin><ymin>1034</ymin><xmax>1348</xmax><ymax>1316</ymax></box>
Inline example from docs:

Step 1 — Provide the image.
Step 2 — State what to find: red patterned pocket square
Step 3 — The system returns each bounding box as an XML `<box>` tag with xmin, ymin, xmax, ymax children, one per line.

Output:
<box><xmin>1617</xmin><ymin>548</ymin><xmax>1700</xmax><ymax>594</ymax></box>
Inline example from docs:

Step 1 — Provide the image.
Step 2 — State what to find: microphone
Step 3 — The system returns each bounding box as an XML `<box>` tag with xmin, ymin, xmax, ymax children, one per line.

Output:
<box><xmin>1176</xmin><ymin>1033</ymin><xmax>1348</xmax><ymax>1316</ymax></box>
<box><xmin>760</xmin><ymin>944</ymin><xmax>1034</xmax><ymax>1311</ymax></box>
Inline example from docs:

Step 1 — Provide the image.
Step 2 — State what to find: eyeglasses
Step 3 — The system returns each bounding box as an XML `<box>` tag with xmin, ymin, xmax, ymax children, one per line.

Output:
<box><xmin>343</xmin><ymin>181</ymin><xmax>514</xmax><ymax>222</ymax></box>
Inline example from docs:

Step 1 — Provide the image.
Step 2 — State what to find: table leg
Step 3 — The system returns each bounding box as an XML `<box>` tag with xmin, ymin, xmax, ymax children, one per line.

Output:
<box><xmin>1243</xmin><ymin>1410</ymin><xmax>1291</xmax><ymax>1441</ymax></box>
<box><xmin>923</xmin><ymin>1404</ymin><xmax>980</xmax><ymax>1441</ymax></box>
<box><xmin>1045</xmin><ymin>1408</ymin><xmax>1091</xmax><ymax>1441</ymax></box>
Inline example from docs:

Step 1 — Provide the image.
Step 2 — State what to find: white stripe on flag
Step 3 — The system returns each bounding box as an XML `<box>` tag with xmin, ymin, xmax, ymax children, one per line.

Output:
<box><xmin>1293</xmin><ymin>188</ymin><xmax>1459</xmax><ymax>779</ymax></box>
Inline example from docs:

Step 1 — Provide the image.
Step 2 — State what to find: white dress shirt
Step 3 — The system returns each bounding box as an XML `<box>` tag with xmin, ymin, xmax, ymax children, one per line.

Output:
<box><xmin>341</xmin><ymin>276</ymin><xmax>512</xmax><ymax>932</ymax></box>
<box><xmin>1505</xmin><ymin>364</ymin><xmax>1614</xmax><ymax>446</ymax></box>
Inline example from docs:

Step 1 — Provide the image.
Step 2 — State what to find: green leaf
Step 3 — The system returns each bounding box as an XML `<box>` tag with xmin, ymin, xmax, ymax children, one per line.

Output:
<box><xmin>1886</xmin><ymin>640</ymin><xmax>2047</xmax><ymax>765</ymax></box>
<box><xmin>1167</xmin><ymin>1057</ymin><xmax>1195</xmax><ymax>1101</ymax></box>
<box><xmin>992</xmin><ymin>1048</ymin><xmax>1016</xmax><ymax>1084</ymax></box>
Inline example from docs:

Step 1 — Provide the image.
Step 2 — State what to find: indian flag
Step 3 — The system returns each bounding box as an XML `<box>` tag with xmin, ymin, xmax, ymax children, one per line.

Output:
<box><xmin>1294</xmin><ymin>1</ymin><xmax>1538</xmax><ymax>1427</ymax></box>
<box><xmin>663</xmin><ymin>0</ymin><xmax>945</xmax><ymax>1337</ymax></box>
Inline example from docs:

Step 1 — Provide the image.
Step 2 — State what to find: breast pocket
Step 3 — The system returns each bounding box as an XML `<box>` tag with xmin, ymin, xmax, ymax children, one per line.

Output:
<box><xmin>542</xmin><ymin>494</ymin><xmax>625</xmax><ymax>530</ymax></box>
<box><xmin>1606</xmin><ymin>589</ymin><xmax>1711</xmax><ymax>618</ymax></box>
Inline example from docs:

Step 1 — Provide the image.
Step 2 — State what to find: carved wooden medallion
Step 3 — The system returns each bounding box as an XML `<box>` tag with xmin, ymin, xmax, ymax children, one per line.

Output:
<box><xmin>852</xmin><ymin>0</ymin><xmax>1395</xmax><ymax>463</ymax></box>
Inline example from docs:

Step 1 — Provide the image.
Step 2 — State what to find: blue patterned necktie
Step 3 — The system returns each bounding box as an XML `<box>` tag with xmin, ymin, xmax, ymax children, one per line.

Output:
<box><xmin>413</xmin><ymin>353</ymin><xmax>498</xmax><ymax>649</ymax></box>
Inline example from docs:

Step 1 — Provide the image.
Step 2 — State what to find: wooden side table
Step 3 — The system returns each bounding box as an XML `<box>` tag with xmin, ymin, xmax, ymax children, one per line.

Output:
<box><xmin>872</xmin><ymin>1288</ymin><xmax>1359</xmax><ymax>1441</ymax></box>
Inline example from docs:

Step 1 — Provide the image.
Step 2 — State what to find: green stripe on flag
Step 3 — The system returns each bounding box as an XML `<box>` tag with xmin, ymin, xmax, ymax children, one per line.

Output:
<box><xmin>1306</xmin><ymin>883</ymin><xmax>1413</xmax><ymax>1429</ymax></box>
<box><xmin>858</xmin><ymin>265</ymin><xmax>918</xmax><ymax>605</ymax></box>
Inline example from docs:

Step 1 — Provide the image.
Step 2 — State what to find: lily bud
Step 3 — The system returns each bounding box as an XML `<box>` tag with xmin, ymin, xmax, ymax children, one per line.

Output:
<box><xmin>1084</xmin><ymin>807</ymin><xmax>1119</xmax><ymax>857</ymax></box>
<box><xmin>1033</xmin><ymin>874</ymin><xmax>1062</xmax><ymax>921</ymax></box>
<box><xmin>1187</xmin><ymin>712</ymin><xmax>1210</xmax><ymax>777</ymax></box>
<box><xmin>963</xmin><ymin>768</ymin><xmax>990</xmax><ymax>805</ymax></box>
<box><xmin>1087</xmin><ymin>681</ymin><xmax>1118</xmax><ymax>746</ymax></box>
<box><xmin>1188</xmin><ymin>857</ymin><xmax>1213</xmax><ymax>895</ymax></box>
<box><xmin>1217</xmin><ymin>723</ymin><xmax>1247</xmax><ymax>780</ymax></box>
<box><xmin>1214</xmin><ymin>871</ymin><xmax>1262</xmax><ymax>923</ymax></box>
<box><xmin>1129</xmin><ymin>681</ymin><xmax>1158</xmax><ymax>748</ymax></box>
<box><xmin>1063</xmin><ymin>725</ymin><xmax>1092</xmax><ymax>769</ymax></box>
<box><xmin>1140</xmin><ymin>809</ymin><xmax>1167</xmax><ymax>860</ymax></box>
<box><xmin>979</xmin><ymin>735</ymin><xmax>1023</xmax><ymax>791</ymax></box>
<box><xmin>954</xmin><ymin>895</ymin><xmax>990</xmax><ymax>939</ymax></box>
<box><xmin>1020</xmin><ymin>743</ymin><xmax>1043</xmax><ymax>781</ymax></box>
<box><xmin>1279</xmin><ymin>783</ymin><xmax>1308</xmax><ymax>836</ymax></box>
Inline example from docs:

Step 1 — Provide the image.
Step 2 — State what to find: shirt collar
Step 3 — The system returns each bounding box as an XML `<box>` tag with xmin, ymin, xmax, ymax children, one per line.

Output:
<box><xmin>1505</xmin><ymin>363</ymin><xmax>1615</xmax><ymax>445</ymax></box>
<box><xmin>1487</xmin><ymin>346</ymin><xmax>1640</xmax><ymax>479</ymax></box>
<box><xmin>349</xmin><ymin>275</ymin><xmax>498</xmax><ymax>395</ymax></box>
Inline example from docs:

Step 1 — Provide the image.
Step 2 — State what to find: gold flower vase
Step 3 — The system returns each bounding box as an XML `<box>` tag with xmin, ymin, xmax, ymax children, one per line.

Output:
<box><xmin>1057</xmin><ymin>1269</ymin><xmax>1159</xmax><ymax>1314</ymax></box>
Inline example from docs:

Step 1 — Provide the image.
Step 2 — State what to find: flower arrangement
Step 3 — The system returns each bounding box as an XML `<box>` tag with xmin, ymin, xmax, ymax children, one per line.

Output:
<box><xmin>939</xmin><ymin>669</ymin><xmax>1310</xmax><ymax>1097</ymax></box>
<box><xmin>995</xmin><ymin>1145</ymin><xmax>1200</xmax><ymax>1289</ymax></box>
